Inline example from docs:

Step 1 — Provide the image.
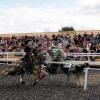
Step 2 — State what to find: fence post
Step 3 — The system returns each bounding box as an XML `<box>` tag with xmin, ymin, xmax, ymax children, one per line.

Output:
<box><xmin>6</xmin><ymin>52</ymin><xmax>8</xmax><ymax>64</ymax></box>
<box><xmin>88</xmin><ymin>53</ymin><xmax>90</xmax><ymax>61</ymax></box>
<box><xmin>84</xmin><ymin>68</ymin><xmax>89</xmax><ymax>90</ymax></box>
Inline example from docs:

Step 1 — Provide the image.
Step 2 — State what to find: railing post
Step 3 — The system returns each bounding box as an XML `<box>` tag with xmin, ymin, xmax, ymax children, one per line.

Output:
<box><xmin>6</xmin><ymin>52</ymin><xmax>8</xmax><ymax>64</ymax></box>
<box><xmin>84</xmin><ymin>68</ymin><xmax>89</xmax><ymax>90</ymax></box>
<box><xmin>88</xmin><ymin>53</ymin><xmax>90</xmax><ymax>61</ymax></box>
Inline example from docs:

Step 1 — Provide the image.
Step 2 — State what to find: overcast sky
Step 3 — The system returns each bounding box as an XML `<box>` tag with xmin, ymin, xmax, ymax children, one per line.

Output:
<box><xmin>0</xmin><ymin>0</ymin><xmax>100</xmax><ymax>33</ymax></box>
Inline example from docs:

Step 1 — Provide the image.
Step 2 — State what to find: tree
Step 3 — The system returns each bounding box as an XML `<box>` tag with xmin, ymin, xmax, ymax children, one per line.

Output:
<box><xmin>59</xmin><ymin>26</ymin><xmax>75</xmax><ymax>32</ymax></box>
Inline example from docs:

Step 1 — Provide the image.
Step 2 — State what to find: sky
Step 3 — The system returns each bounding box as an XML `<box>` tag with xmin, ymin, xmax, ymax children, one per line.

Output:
<box><xmin>0</xmin><ymin>0</ymin><xmax>100</xmax><ymax>33</ymax></box>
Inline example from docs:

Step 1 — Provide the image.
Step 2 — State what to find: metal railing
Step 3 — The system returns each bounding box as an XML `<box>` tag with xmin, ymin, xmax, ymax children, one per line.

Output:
<box><xmin>0</xmin><ymin>52</ymin><xmax>25</xmax><ymax>64</ymax></box>
<box><xmin>45</xmin><ymin>53</ymin><xmax>100</xmax><ymax>90</ymax></box>
<box><xmin>0</xmin><ymin>52</ymin><xmax>100</xmax><ymax>90</ymax></box>
<box><xmin>84</xmin><ymin>67</ymin><xmax>100</xmax><ymax>90</ymax></box>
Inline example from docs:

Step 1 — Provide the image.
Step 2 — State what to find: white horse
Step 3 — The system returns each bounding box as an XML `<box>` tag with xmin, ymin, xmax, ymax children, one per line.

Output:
<box><xmin>44</xmin><ymin>47</ymin><xmax>65</xmax><ymax>74</ymax></box>
<box><xmin>44</xmin><ymin>49</ymin><xmax>85</xmax><ymax>86</ymax></box>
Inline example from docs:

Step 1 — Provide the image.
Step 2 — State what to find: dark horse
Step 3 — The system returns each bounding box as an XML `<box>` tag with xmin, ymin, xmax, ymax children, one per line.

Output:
<box><xmin>1</xmin><ymin>47</ymin><xmax>46</xmax><ymax>85</ymax></box>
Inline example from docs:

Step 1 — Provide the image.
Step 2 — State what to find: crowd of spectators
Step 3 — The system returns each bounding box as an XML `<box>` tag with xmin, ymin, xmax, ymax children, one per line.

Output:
<box><xmin>0</xmin><ymin>32</ymin><xmax>100</xmax><ymax>54</ymax></box>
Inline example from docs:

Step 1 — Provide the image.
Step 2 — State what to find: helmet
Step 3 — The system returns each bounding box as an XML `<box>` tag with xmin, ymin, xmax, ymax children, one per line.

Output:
<box><xmin>24</xmin><ymin>46</ymin><xmax>32</xmax><ymax>54</ymax></box>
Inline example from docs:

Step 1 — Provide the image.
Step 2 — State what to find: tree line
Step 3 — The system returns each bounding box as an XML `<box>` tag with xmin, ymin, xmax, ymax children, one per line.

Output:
<box><xmin>59</xmin><ymin>26</ymin><xmax>75</xmax><ymax>32</ymax></box>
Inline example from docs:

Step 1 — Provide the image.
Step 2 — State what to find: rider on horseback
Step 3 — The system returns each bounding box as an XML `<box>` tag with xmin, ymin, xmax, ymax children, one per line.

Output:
<box><xmin>20</xmin><ymin>43</ymin><xmax>34</xmax><ymax>84</ymax></box>
<box><xmin>50</xmin><ymin>45</ymin><xmax>61</xmax><ymax>61</ymax></box>
<box><xmin>46</xmin><ymin>44</ymin><xmax>64</xmax><ymax>74</ymax></box>
<box><xmin>20</xmin><ymin>42</ymin><xmax>46</xmax><ymax>85</ymax></box>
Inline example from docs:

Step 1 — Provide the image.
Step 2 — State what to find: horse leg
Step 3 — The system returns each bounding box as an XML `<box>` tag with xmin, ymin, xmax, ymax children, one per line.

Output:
<box><xmin>74</xmin><ymin>73</ymin><xmax>83</xmax><ymax>87</ymax></box>
<box><xmin>67</xmin><ymin>70</ymin><xmax>70</xmax><ymax>82</ymax></box>
<box><xmin>32</xmin><ymin>66</ymin><xmax>41</xmax><ymax>86</ymax></box>
<box><xmin>40</xmin><ymin>64</ymin><xmax>47</xmax><ymax>78</ymax></box>
<box><xmin>19</xmin><ymin>74</ymin><xmax>25</xmax><ymax>84</ymax></box>
<box><xmin>32</xmin><ymin>64</ymin><xmax>46</xmax><ymax>86</ymax></box>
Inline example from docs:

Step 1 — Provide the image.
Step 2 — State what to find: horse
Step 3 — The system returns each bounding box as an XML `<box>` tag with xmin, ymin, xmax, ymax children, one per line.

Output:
<box><xmin>44</xmin><ymin>47</ymin><xmax>64</xmax><ymax>74</ymax></box>
<box><xmin>0</xmin><ymin>49</ymin><xmax>47</xmax><ymax>86</ymax></box>
<box><xmin>44</xmin><ymin>49</ymin><xmax>87</xmax><ymax>86</ymax></box>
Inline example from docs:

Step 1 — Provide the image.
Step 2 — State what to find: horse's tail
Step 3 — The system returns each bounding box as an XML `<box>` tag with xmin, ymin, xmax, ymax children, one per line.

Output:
<box><xmin>0</xmin><ymin>61</ymin><xmax>24</xmax><ymax>77</ymax></box>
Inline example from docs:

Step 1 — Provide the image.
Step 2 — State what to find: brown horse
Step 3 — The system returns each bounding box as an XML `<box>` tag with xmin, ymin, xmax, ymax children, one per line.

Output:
<box><xmin>0</xmin><ymin>50</ymin><xmax>46</xmax><ymax>85</ymax></box>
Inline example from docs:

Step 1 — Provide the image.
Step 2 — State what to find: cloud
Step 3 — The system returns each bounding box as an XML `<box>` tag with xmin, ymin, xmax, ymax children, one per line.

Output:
<box><xmin>0</xmin><ymin>0</ymin><xmax>100</xmax><ymax>34</ymax></box>
<box><xmin>77</xmin><ymin>0</ymin><xmax>100</xmax><ymax>14</ymax></box>
<box><xmin>78</xmin><ymin>0</ymin><xmax>100</xmax><ymax>8</ymax></box>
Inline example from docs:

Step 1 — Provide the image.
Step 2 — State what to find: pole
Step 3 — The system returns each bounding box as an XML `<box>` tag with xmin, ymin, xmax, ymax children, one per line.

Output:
<box><xmin>84</xmin><ymin>68</ymin><xmax>88</xmax><ymax>90</ymax></box>
<box><xmin>7</xmin><ymin>52</ymin><xmax>8</xmax><ymax>64</ymax></box>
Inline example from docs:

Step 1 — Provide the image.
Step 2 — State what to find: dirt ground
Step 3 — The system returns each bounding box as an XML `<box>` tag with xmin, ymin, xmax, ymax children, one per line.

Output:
<box><xmin>0</xmin><ymin>68</ymin><xmax>100</xmax><ymax>100</ymax></box>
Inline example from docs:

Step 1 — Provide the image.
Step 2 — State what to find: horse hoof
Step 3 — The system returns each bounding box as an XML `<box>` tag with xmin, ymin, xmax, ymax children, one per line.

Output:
<box><xmin>32</xmin><ymin>82</ymin><xmax>37</xmax><ymax>86</ymax></box>
<box><xmin>16</xmin><ymin>83</ymin><xmax>20</xmax><ymax>87</ymax></box>
<box><xmin>40</xmin><ymin>74</ymin><xmax>45</xmax><ymax>80</ymax></box>
<box><xmin>20</xmin><ymin>81</ymin><xmax>26</xmax><ymax>84</ymax></box>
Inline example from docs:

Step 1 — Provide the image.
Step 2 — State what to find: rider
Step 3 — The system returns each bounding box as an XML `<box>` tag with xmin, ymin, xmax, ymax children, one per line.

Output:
<box><xmin>51</xmin><ymin>44</ymin><xmax>61</xmax><ymax>61</ymax></box>
<box><xmin>19</xmin><ymin>41</ymin><xmax>34</xmax><ymax>84</ymax></box>
<box><xmin>23</xmin><ymin>44</ymin><xmax>34</xmax><ymax>74</ymax></box>
<box><xmin>46</xmin><ymin>44</ymin><xmax>63</xmax><ymax>74</ymax></box>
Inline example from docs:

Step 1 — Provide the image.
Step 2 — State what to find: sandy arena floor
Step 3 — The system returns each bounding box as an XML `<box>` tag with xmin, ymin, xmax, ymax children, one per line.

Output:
<box><xmin>0</xmin><ymin>69</ymin><xmax>100</xmax><ymax>100</ymax></box>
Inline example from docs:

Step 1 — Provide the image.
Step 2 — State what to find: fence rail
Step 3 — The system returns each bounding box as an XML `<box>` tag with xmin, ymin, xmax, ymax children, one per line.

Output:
<box><xmin>0</xmin><ymin>52</ymin><xmax>100</xmax><ymax>90</ymax></box>
<box><xmin>0</xmin><ymin>52</ymin><xmax>25</xmax><ymax>55</ymax></box>
<box><xmin>45</xmin><ymin>53</ymin><xmax>100</xmax><ymax>90</ymax></box>
<box><xmin>0</xmin><ymin>52</ymin><xmax>25</xmax><ymax>64</ymax></box>
<box><xmin>65</xmin><ymin>53</ymin><xmax>100</xmax><ymax>56</ymax></box>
